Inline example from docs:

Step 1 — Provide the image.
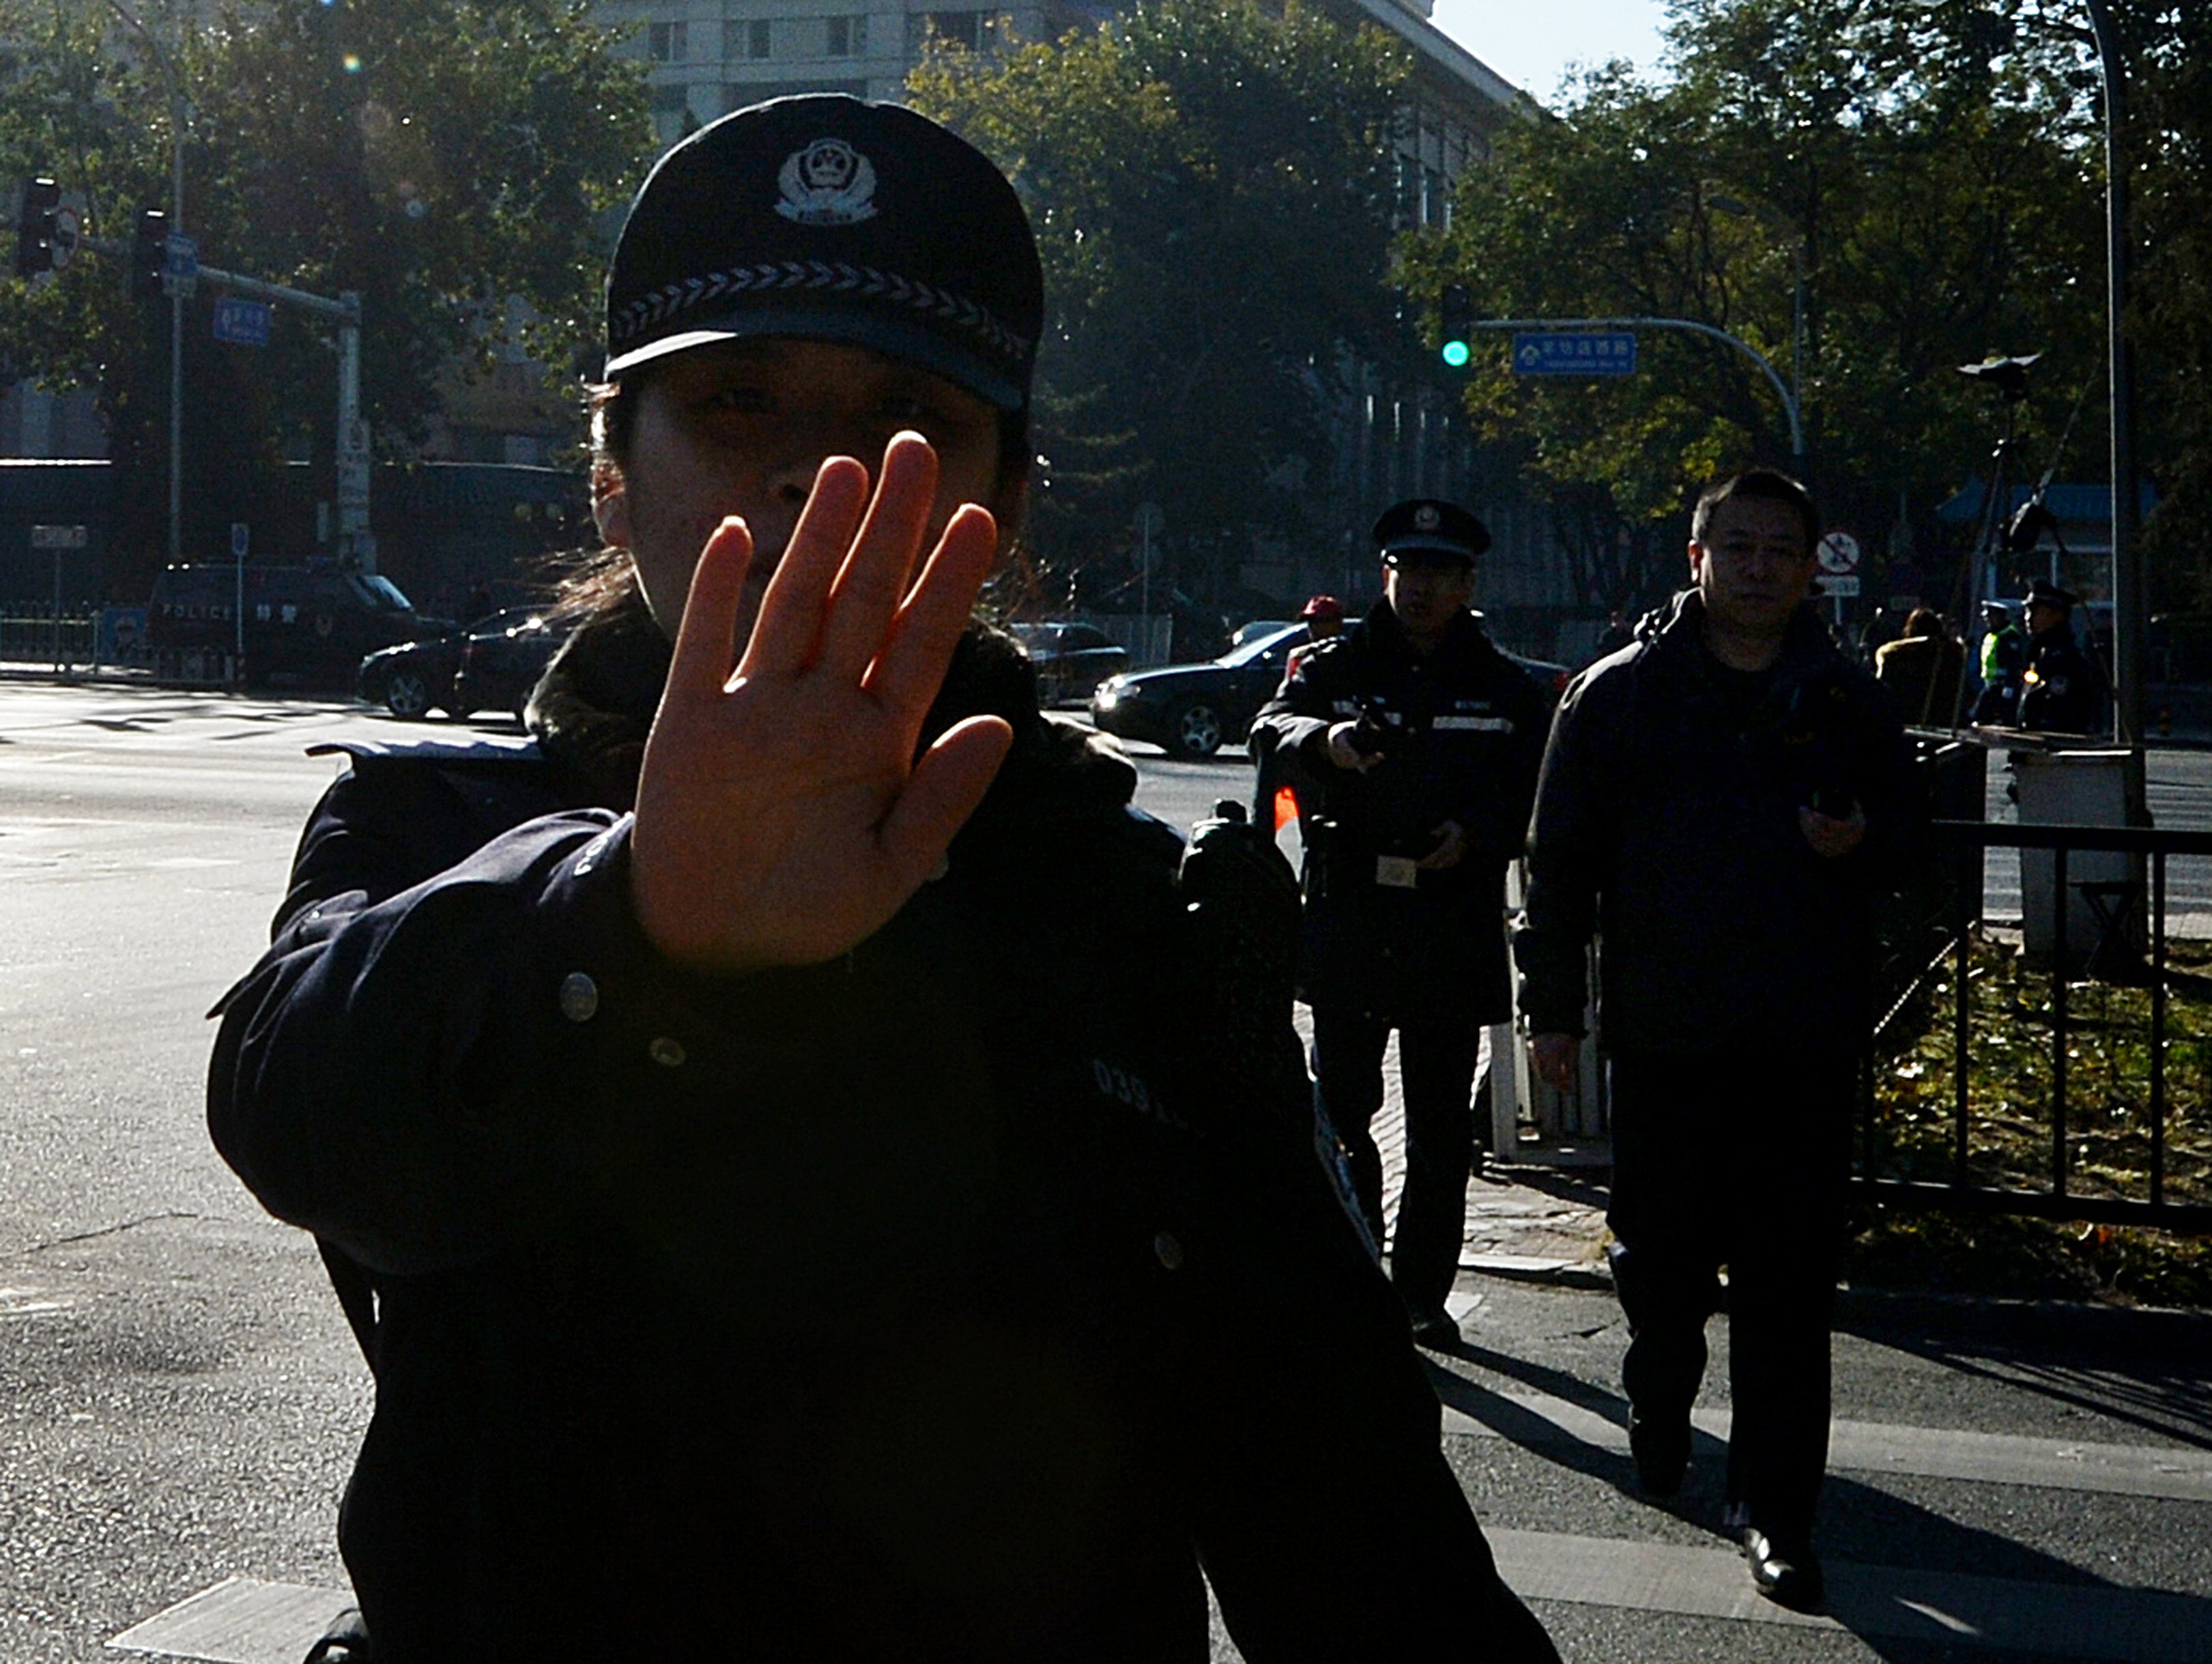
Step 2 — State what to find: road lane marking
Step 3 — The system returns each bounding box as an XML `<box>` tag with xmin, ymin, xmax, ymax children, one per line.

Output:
<box><xmin>1439</xmin><ymin>1386</ymin><xmax>2212</xmax><ymax>1502</ymax></box>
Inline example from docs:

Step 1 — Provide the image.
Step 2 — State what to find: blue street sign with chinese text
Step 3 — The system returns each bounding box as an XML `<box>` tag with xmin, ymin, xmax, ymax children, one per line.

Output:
<box><xmin>212</xmin><ymin>297</ymin><xmax>272</xmax><ymax>347</ymax></box>
<box><xmin>1512</xmin><ymin>331</ymin><xmax>1638</xmax><ymax>377</ymax></box>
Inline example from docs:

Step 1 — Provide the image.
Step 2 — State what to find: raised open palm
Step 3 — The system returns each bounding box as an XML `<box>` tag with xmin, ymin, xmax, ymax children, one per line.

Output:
<box><xmin>628</xmin><ymin>432</ymin><xmax>1014</xmax><ymax>971</ymax></box>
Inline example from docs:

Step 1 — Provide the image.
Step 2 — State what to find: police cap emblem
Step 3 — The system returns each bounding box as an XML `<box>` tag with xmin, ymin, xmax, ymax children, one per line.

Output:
<box><xmin>776</xmin><ymin>137</ymin><xmax>878</xmax><ymax>226</ymax></box>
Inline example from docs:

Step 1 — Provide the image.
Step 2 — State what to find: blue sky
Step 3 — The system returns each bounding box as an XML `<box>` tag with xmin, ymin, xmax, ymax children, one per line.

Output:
<box><xmin>1428</xmin><ymin>0</ymin><xmax>1674</xmax><ymax>102</ymax></box>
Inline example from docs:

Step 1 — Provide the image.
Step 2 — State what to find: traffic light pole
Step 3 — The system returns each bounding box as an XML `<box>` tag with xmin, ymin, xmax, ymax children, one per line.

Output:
<box><xmin>1464</xmin><ymin>315</ymin><xmax>1805</xmax><ymax>474</ymax></box>
<box><xmin>74</xmin><ymin>224</ymin><xmax>370</xmax><ymax>575</ymax></box>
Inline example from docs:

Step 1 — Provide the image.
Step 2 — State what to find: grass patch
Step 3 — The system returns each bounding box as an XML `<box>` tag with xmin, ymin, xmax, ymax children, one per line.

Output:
<box><xmin>1850</xmin><ymin>933</ymin><xmax>2212</xmax><ymax>1307</ymax></box>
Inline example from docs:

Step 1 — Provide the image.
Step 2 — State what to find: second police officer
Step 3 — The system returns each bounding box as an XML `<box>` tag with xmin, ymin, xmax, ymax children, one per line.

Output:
<box><xmin>1252</xmin><ymin>500</ymin><xmax>1552</xmax><ymax>1347</ymax></box>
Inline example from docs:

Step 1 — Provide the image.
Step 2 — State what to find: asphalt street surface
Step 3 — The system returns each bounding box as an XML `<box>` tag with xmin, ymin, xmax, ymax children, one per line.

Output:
<box><xmin>3</xmin><ymin>679</ymin><xmax>2209</xmax><ymax>1663</ymax></box>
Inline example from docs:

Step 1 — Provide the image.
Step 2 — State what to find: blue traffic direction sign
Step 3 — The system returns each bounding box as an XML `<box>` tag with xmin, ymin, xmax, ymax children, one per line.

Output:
<box><xmin>212</xmin><ymin>297</ymin><xmax>272</xmax><ymax>347</ymax></box>
<box><xmin>1512</xmin><ymin>330</ymin><xmax>1638</xmax><ymax>376</ymax></box>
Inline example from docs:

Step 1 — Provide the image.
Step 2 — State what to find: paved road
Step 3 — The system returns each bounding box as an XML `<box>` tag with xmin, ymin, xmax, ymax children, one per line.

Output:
<box><xmin>4</xmin><ymin>683</ymin><xmax>2209</xmax><ymax>1663</ymax></box>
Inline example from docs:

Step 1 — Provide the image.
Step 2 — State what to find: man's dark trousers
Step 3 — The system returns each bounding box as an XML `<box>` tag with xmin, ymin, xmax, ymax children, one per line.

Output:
<box><xmin>1606</xmin><ymin>1048</ymin><xmax>1854</xmax><ymax>1545</ymax></box>
<box><xmin>1312</xmin><ymin>1008</ymin><xmax>1480</xmax><ymax>1317</ymax></box>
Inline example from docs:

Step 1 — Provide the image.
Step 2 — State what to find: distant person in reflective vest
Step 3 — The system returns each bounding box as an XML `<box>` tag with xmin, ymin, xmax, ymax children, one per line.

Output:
<box><xmin>2017</xmin><ymin>579</ymin><xmax>2108</xmax><ymax>735</ymax></box>
<box><xmin>1873</xmin><ymin>607</ymin><xmax>1966</xmax><ymax>727</ymax></box>
<box><xmin>1972</xmin><ymin>600</ymin><xmax>2028</xmax><ymax>724</ymax></box>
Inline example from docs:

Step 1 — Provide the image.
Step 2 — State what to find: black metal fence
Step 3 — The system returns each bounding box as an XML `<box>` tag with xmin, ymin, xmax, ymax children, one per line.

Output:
<box><xmin>0</xmin><ymin>613</ymin><xmax>96</xmax><ymax>665</ymax></box>
<box><xmin>1857</xmin><ymin>818</ymin><xmax>2212</xmax><ymax>1233</ymax></box>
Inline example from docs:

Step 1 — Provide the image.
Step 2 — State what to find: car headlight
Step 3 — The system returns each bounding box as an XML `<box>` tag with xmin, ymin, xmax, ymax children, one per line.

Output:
<box><xmin>1093</xmin><ymin>679</ymin><xmax>1123</xmax><ymax>709</ymax></box>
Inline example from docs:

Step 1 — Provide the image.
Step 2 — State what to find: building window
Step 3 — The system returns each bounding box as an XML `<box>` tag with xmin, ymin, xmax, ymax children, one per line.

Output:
<box><xmin>911</xmin><ymin>10</ymin><xmax>986</xmax><ymax>51</ymax></box>
<box><xmin>825</xmin><ymin>14</ymin><xmax>866</xmax><ymax>56</ymax></box>
<box><xmin>648</xmin><ymin>20</ymin><xmax>689</xmax><ymax>62</ymax></box>
<box><xmin>747</xmin><ymin>18</ymin><xmax>773</xmax><ymax>58</ymax></box>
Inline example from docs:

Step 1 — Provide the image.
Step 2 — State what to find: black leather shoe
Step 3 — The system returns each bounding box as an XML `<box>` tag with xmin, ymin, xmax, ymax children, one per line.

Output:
<box><xmin>1407</xmin><ymin>1308</ymin><xmax>1460</xmax><ymax>1350</ymax></box>
<box><xmin>1743</xmin><ymin>1527</ymin><xmax>1826</xmax><ymax>1613</ymax></box>
<box><xmin>1626</xmin><ymin>1409</ymin><xmax>1689</xmax><ymax>1500</ymax></box>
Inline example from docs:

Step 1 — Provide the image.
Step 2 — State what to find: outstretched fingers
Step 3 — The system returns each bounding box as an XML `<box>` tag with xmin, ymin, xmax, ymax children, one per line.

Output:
<box><xmin>865</xmin><ymin>502</ymin><xmax>1000</xmax><ymax>721</ymax></box>
<box><xmin>818</xmin><ymin>432</ymin><xmax>940</xmax><ymax>680</ymax></box>
<box><xmin>665</xmin><ymin>517</ymin><xmax>755</xmax><ymax>704</ymax></box>
<box><xmin>878</xmin><ymin>714</ymin><xmax>1014</xmax><ymax>887</ymax></box>
<box><xmin>739</xmin><ymin>456</ymin><xmax>872</xmax><ymax>680</ymax></box>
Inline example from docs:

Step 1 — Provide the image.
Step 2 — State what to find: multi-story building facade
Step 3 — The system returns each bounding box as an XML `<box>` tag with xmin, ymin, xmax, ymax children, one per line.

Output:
<box><xmin>594</xmin><ymin>0</ymin><xmax>1521</xmax><ymax>218</ymax></box>
<box><xmin>590</xmin><ymin>0</ymin><xmax>1580</xmax><ymax>647</ymax></box>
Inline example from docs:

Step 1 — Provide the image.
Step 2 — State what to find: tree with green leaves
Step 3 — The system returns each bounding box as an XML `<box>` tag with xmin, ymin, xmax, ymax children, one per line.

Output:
<box><xmin>0</xmin><ymin>0</ymin><xmax>648</xmax><ymax>601</ymax></box>
<box><xmin>2120</xmin><ymin>0</ymin><xmax>2212</xmax><ymax>605</ymax></box>
<box><xmin>909</xmin><ymin>0</ymin><xmax>1414</xmax><ymax>611</ymax></box>
<box><xmin>1401</xmin><ymin>0</ymin><xmax>2123</xmax><ymax>616</ymax></box>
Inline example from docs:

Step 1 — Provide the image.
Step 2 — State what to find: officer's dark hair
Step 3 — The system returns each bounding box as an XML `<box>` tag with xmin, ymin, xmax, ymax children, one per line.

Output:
<box><xmin>1690</xmin><ymin>467</ymin><xmax>1818</xmax><ymax>557</ymax></box>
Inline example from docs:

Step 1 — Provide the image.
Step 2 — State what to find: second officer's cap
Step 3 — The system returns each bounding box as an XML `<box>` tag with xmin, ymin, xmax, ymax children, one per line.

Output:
<box><xmin>1373</xmin><ymin>498</ymin><xmax>1491</xmax><ymax>567</ymax></box>
<box><xmin>603</xmin><ymin>95</ymin><xmax>1042</xmax><ymax>411</ymax></box>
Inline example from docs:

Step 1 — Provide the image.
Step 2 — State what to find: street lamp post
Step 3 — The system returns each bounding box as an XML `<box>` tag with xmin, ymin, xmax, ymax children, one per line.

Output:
<box><xmin>104</xmin><ymin>0</ymin><xmax>188</xmax><ymax>571</ymax></box>
<box><xmin>2080</xmin><ymin>0</ymin><xmax>2143</xmax><ymax>757</ymax></box>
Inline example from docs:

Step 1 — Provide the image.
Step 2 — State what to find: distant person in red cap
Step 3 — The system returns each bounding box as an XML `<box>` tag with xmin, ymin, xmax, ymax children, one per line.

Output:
<box><xmin>1286</xmin><ymin>593</ymin><xmax>1345</xmax><ymax>678</ymax></box>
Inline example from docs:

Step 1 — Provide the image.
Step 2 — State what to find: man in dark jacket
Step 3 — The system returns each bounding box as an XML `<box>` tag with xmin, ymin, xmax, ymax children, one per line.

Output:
<box><xmin>1250</xmin><ymin>500</ymin><xmax>1551</xmax><ymax>1350</ymax></box>
<box><xmin>207</xmin><ymin>98</ymin><xmax>1557</xmax><ymax>1663</ymax></box>
<box><xmin>1517</xmin><ymin>467</ymin><xmax>1916</xmax><ymax>1615</ymax></box>
<box><xmin>2017</xmin><ymin>578</ymin><xmax>2108</xmax><ymax>735</ymax></box>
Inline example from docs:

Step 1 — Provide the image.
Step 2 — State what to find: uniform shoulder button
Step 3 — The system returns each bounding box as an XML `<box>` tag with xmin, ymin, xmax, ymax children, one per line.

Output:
<box><xmin>558</xmin><ymin>972</ymin><xmax>599</xmax><ymax>1023</ymax></box>
<box><xmin>648</xmin><ymin>1035</ymin><xmax>687</xmax><ymax>1068</ymax></box>
<box><xmin>1152</xmin><ymin>1230</ymin><xmax>1186</xmax><ymax>1271</ymax></box>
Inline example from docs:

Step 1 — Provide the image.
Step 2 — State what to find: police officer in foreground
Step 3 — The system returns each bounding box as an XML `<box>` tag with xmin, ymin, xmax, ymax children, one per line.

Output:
<box><xmin>209</xmin><ymin>98</ymin><xmax>1560</xmax><ymax>1662</ymax></box>
<box><xmin>1517</xmin><ymin>467</ymin><xmax>1918</xmax><ymax>1613</ymax></box>
<box><xmin>1252</xmin><ymin>500</ymin><xmax>1551</xmax><ymax>1349</ymax></box>
<box><xmin>2017</xmin><ymin>577</ymin><xmax>2108</xmax><ymax>734</ymax></box>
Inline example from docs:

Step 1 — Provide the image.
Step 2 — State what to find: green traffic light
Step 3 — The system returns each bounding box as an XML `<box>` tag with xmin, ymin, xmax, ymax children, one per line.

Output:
<box><xmin>1441</xmin><ymin>341</ymin><xmax>1470</xmax><ymax>368</ymax></box>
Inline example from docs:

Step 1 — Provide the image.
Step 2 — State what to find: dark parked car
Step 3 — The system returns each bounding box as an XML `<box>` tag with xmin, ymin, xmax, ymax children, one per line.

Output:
<box><xmin>356</xmin><ymin>607</ymin><xmax>566</xmax><ymax>720</ymax></box>
<box><xmin>358</xmin><ymin>607</ymin><xmax>513</xmax><ymax>718</ymax></box>
<box><xmin>1009</xmin><ymin>620</ymin><xmax>1130</xmax><ymax>706</ymax></box>
<box><xmin>1091</xmin><ymin>622</ymin><xmax>1573</xmax><ymax>760</ymax></box>
<box><xmin>451</xmin><ymin>607</ymin><xmax>571</xmax><ymax>720</ymax></box>
<box><xmin>1089</xmin><ymin>622</ymin><xmax>1306</xmax><ymax>758</ymax></box>
<box><xmin>151</xmin><ymin>562</ymin><xmax>429</xmax><ymax>689</ymax></box>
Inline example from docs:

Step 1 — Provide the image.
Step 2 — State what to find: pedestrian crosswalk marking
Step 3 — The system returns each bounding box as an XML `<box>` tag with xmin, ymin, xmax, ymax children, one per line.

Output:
<box><xmin>1487</xmin><ymin>1530</ymin><xmax>2212</xmax><ymax>1663</ymax></box>
<box><xmin>108</xmin><ymin>1576</ymin><xmax>352</xmax><ymax>1664</ymax></box>
<box><xmin>1437</xmin><ymin>1384</ymin><xmax>2212</xmax><ymax>1502</ymax></box>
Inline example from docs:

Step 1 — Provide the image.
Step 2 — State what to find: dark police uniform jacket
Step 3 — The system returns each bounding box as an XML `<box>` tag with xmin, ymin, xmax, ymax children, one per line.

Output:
<box><xmin>1250</xmin><ymin>602</ymin><xmax>1551</xmax><ymax>1028</ymax></box>
<box><xmin>2018</xmin><ymin>619</ymin><xmax>2108</xmax><ymax>735</ymax></box>
<box><xmin>207</xmin><ymin>625</ymin><xmax>1554</xmax><ymax>1664</ymax></box>
<box><xmin>1515</xmin><ymin>591</ymin><xmax>1919</xmax><ymax>1056</ymax></box>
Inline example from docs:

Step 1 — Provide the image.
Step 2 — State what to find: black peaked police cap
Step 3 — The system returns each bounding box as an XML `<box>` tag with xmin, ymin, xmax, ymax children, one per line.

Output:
<box><xmin>605</xmin><ymin>96</ymin><xmax>1043</xmax><ymax>412</ymax></box>
<box><xmin>1373</xmin><ymin>498</ymin><xmax>1491</xmax><ymax>566</ymax></box>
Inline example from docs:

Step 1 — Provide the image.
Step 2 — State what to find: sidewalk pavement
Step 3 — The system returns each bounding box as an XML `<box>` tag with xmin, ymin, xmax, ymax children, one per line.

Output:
<box><xmin>1320</xmin><ymin>1015</ymin><xmax>1616</xmax><ymax>1288</ymax></box>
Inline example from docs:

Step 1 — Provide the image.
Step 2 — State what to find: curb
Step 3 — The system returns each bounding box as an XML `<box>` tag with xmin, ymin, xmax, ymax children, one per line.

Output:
<box><xmin>1460</xmin><ymin>1252</ymin><xmax>1613</xmax><ymax>1292</ymax></box>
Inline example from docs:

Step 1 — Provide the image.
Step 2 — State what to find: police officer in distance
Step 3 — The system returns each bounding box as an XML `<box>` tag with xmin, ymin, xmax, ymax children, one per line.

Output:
<box><xmin>1251</xmin><ymin>500</ymin><xmax>1551</xmax><ymax>1349</ymax></box>
<box><xmin>2016</xmin><ymin>577</ymin><xmax>2108</xmax><ymax>735</ymax></box>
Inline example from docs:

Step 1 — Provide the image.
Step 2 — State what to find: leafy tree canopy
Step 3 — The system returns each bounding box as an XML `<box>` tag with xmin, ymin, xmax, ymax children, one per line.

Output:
<box><xmin>0</xmin><ymin>0</ymin><xmax>648</xmax><ymax>591</ymax></box>
<box><xmin>910</xmin><ymin>0</ymin><xmax>1413</xmax><ymax>607</ymax></box>
<box><xmin>1396</xmin><ymin>0</ymin><xmax>2205</xmax><ymax>613</ymax></box>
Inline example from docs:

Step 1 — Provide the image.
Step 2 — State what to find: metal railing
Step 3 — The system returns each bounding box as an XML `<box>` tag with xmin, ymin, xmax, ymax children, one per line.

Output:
<box><xmin>0</xmin><ymin>613</ymin><xmax>96</xmax><ymax>666</ymax></box>
<box><xmin>1857</xmin><ymin>818</ymin><xmax>2212</xmax><ymax>1233</ymax></box>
